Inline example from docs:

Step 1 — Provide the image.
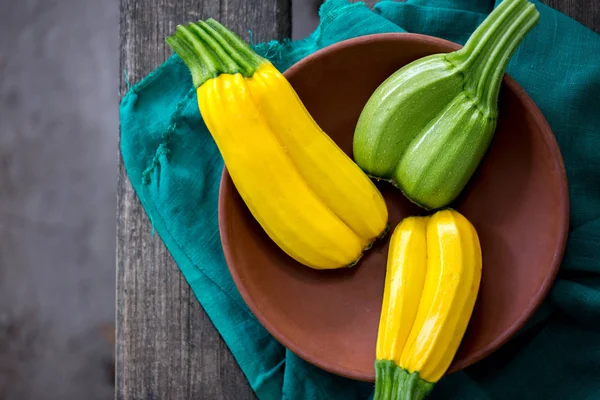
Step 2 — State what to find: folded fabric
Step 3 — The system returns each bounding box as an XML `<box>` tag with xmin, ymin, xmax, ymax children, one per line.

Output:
<box><xmin>119</xmin><ymin>0</ymin><xmax>600</xmax><ymax>399</ymax></box>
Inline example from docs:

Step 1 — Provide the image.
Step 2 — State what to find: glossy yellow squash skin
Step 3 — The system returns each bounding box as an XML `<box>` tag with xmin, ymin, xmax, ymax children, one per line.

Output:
<box><xmin>401</xmin><ymin>210</ymin><xmax>482</xmax><ymax>382</ymax></box>
<box><xmin>375</xmin><ymin>209</ymin><xmax>482</xmax><ymax>399</ymax></box>
<box><xmin>247</xmin><ymin>65</ymin><xmax>388</xmax><ymax>240</ymax></box>
<box><xmin>199</xmin><ymin>73</ymin><xmax>365</xmax><ymax>269</ymax></box>
<box><xmin>166</xmin><ymin>20</ymin><xmax>388</xmax><ymax>270</ymax></box>
<box><xmin>376</xmin><ymin>216</ymin><xmax>428</xmax><ymax>363</ymax></box>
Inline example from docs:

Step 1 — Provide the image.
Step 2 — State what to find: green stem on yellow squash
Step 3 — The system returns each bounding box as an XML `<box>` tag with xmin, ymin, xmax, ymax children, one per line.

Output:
<box><xmin>205</xmin><ymin>19</ymin><xmax>265</xmax><ymax>68</ymax></box>
<box><xmin>165</xmin><ymin>19</ymin><xmax>266</xmax><ymax>88</ymax></box>
<box><xmin>187</xmin><ymin>23</ymin><xmax>240</xmax><ymax>74</ymax></box>
<box><xmin>165</xmin><ymin>29</ymin><xmax>215</xmax><ymax>86</ymax></box>
<box><xmin>374</xmin><ymin>360</ymin><xmax>435</xmax><ymax>400</ymax></box>
<box><xmin>196</xmin><ymin>21</ymin><xmax>255</xmax><ymax>76</ymax></box>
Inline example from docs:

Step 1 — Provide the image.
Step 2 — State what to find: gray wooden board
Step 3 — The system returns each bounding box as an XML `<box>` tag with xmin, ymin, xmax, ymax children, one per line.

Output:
<box><xmin>117</xmin><ymin>1</ymin><xmax>290</xmax><ymax>399</ymax></box>
<box><xmin>117</xmin><ymin>1</ymin><xmax>599</xmax><ymax>399</ymax></box>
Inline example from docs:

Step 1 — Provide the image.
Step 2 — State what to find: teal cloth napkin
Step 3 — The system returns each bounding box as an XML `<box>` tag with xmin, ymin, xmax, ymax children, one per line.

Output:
<box><xmin>119</xmin><ymin>0</ymin><xmax>600</xmax><ymax>398</ymax></box>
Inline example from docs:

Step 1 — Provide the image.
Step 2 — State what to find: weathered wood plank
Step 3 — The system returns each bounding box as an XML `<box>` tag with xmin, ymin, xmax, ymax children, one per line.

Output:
<box><xmin>117</xmin><ymin>1</ymin><xmax>290</xmax><ymax>399</ymax></box>
<box><xmin>118</xmin><ymin>1</ymin><xmax>598</xmax><ymax>399</ymax></box>
<box><xmin>546</xmin><ymin>0</ymin><xmax>600</xmax><ymax>33</ymax></box>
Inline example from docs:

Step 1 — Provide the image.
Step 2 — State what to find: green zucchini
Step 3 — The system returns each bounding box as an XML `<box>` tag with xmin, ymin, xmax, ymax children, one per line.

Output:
<box><xmin>353</xmin><ymin>0</ymin><xmax>539</xmax><ymax>210</ymax></box>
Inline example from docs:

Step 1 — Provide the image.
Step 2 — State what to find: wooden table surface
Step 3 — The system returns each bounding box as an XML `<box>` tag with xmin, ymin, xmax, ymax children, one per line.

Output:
<box><xmin>117</xmin><ymin>1</ymin><xmax>599</xmax><ymax>399</ymax></box>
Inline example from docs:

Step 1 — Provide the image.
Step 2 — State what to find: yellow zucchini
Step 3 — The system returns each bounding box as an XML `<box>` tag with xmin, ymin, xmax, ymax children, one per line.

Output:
<box><xmin>375</xmin><ymin>209</ymin><xmax>482</xmax><ymax>399</ymax></box>
<box><xmin>166</xmin><ymin>20</ymin><xmax>388</xmax><ymax>269</ymax></box>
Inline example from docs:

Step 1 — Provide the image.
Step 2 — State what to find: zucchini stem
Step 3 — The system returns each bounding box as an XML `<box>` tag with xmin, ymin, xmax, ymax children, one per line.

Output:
<box><xmin>446</xmin><ymin>0</ymin><xmax>539</xmax><ymax>114</ymax></box>
<box><xmin>188</xmin><ymin>23</ymin><xmax>240</xmax><ymax>74</ymax></box>
<box><xmin>197</xmin><ymin>21</ymin><xmax>255</xmax><ymax>76</ymax></box>
<box><xmin>166</xmin><ymin>19</ymin><xmax>266</xmax><ymax>88</ymax></box>
<box><xmin>481</xmin><ymin>4</ymin><xmax>539</xmax><ymax>109</ymax></box>
<box><xmin>206</xmin><ymin>19</ymin><xmax>265</xmax><ymax>68</ymax></box>
<box><xmin>165</xmin><ymin>33</ymin><xmax>213</xmax><ymax>87</ymax></box>
<box><xmin>450</xmin><ymin>0</ymin><xmax>526</xmax><ymax>69</ymax></box>
<box><xmin>374</xmin><ymin>360</ymin><xmax>434</xmax><ymax>400</ymax></box>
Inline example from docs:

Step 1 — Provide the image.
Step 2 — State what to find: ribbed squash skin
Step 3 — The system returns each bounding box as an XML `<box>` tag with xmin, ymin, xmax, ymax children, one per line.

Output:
<box><xmin>354</xmin><ymin>0</ymin><xmax>540</xmax><ymax>210</ymax></box>
<box><xmin>375</xmin><ymin>209</ymin><xmax>482</xmax><ymax>400</ymax></box>
<box><xmin>166</xmin><ymin>20</ymin><xmax>388</xmax><ymax>270</ymax></box>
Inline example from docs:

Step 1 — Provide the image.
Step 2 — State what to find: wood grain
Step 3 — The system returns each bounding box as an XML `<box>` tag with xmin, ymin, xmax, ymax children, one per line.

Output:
<box><xmin>117</xmin><ymin>1</ymin><xmax>598</xmax><ymax>399</ymax></box>
<box><xmin>117</xmin><ymin>1</ymin><xmax>290</xmax><ymax>399</ymax></box>
<box><xmin>546</xmin><ymin>0</ymin><xmax>600</xmax><ymax>33</ymax></box>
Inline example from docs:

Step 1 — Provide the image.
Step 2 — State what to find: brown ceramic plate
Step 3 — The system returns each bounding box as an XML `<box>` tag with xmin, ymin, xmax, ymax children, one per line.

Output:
<box><xmin>218</xmin><ymin>33</ymin><xmax>569</xmax><ymax>382</ymax></box>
